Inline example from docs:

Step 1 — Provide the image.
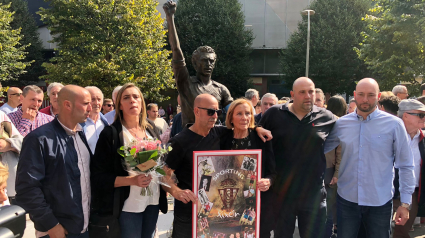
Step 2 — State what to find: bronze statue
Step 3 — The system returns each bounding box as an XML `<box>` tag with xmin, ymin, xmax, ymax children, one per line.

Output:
<box><xmin>163</xmin><ymin>0</ymin><xmax>233</xmax><ymax>126</ymax></box>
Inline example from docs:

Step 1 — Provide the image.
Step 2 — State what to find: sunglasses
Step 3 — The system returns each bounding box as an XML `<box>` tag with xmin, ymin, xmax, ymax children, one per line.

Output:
<box><xmin>10</xmin><ymin>93</ymin><xmax>22</xmax><ymax>96</ymax></box>
<box><xmin>104</xmin><ymin>104</ymin><xmax>114</xmax><ymax>107</ymax></box>
<box><xmin>406</xmin><ymin>112</ymin><xmax>425</xmax><ymax>119</ymax></box>
<box><xmin>198</xmin><ymin>107</ymin><xmax>222</xmax><ymax>116</ymax></box>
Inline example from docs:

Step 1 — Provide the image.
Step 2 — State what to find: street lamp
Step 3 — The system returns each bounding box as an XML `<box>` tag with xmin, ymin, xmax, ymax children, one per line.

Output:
<box><xmin>302</xmin><ymin>10</ymin><xmax>315</xmax><ymax>78</ymax></box>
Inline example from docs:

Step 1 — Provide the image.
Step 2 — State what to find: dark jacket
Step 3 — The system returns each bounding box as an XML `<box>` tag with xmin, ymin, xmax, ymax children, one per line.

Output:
<box><xmin>254</xmin><ymin>113</ymin><xmax>262</xmax><ymax>125</ymax></box>
<box><xmin>170</xmin><ymin>112</ymin><xmax>183</xmax><ymax>138</ymax></box>
<box><xmin>90</xmin><ymin>119</ymin><xmax>168</xmax><ymax>216</ymax></box>
<box><xmin>417</xmin><ymin>131</ymin><xmax>425</xmax><ymax>216</ymax></box>
<box><xmin>15</xmin><ymin>118</ymin><xmax>93</xmax><ymax>234</ymax></box>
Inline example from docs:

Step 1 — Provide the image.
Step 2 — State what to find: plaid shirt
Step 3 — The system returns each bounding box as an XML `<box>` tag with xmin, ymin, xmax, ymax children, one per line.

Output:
<box><xmin>8</xmin><ymin>107</ymin><xmax>54</xmax><ymax>137</ymax></box>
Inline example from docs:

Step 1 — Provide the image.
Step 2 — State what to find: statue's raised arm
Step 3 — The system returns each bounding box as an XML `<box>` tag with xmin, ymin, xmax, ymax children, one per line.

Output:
<box><xmin>163</xmin><ymin>0</ymin><xmax>184</xmax><ymax>62</ymax></box>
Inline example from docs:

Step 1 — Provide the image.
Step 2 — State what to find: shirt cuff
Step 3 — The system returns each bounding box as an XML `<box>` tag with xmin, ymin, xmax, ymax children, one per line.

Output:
<box><xmin>400</xmin><ymin>193</ymin><xmax>412</xmax><ymax>205</ymax></box>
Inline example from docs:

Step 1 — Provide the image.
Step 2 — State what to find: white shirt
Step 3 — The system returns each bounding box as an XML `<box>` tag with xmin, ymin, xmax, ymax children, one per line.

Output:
<box><xmin>409</xmin><ymin>130</ymin><xmax>421</xmax><ymax>187</ymax></box>
<box><xmin>121</xmin><ymin>126</ymin><xmax>160</xmax><ymax>213</ymax></box>
<box><xmin>153</xmin><ymin>118</ymin><xmax>169</xmax><ymax>134</ymax></box>
<box><xmin>104</xmin><ymin>110</ymin><xmax>116</xmax><ymax>124</ymax></box>
<box><xmin>84</xmin><ymin>116</ymin><xmax>105</xmax><ymax>154</ymax></box>
<box><xmin>0</xmin><ymin>103</ymin><xmax>17</xmax><ymax>114</ymax></box>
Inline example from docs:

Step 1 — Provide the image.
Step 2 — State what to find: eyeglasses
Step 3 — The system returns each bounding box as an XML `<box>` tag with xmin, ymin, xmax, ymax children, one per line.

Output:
<box><xmin>406</xmin><ymin>112</ymin><xmax>425</xmax><ymax>119</ymax></box>
<box><xmin>197</xmin><ymin>107</ymin><xmax>222</xmax><ymax>116</ymax></box>
<box><xmin>10</xmin><ymin>93</ymin><xmax>22</xmax><ymax>96</ymax></box>
<box><xmin>104</xmin><ymin>104</ymin><xmax>114</xmax><ymax>107</ymax></box>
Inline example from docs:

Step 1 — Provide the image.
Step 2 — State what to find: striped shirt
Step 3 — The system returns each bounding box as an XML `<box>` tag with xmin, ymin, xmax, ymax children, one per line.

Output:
<box><xmin>8</xmin><ymin>107</ymin><xmax>54</xmax><ymax>137</ymax></box>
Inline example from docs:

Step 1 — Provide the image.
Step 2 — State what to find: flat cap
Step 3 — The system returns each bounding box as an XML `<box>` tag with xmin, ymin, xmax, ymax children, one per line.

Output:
<box><xmin>398</xmin><ymin>99</ymin><xmax>425</xmax><ymax>112</ymax></box>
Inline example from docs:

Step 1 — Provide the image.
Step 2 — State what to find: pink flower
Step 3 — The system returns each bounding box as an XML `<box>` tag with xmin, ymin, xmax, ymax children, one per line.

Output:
<box><xmin>131</xmin><ymin>145</ymin><xmax>140</xmax><ymax>153</ymax></box>
<box><xmin>146</xmin><ymin>141</ymin><xmax>157</xmax><ymax>151</ymax></box>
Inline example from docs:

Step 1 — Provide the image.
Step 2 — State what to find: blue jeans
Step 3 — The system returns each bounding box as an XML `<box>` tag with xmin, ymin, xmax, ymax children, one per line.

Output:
<box><xmin>119</xmin><ymin>205</ymin><xmax>159</xmax><ymax>238</ymax></box>
<box><xmin>40</xmin><ymin>230</ymin><xmax>89</xmax><ymax>238</ymax></box>
<box><xmin>337</xmin><ymin>194</ymin><xmax>392</xmax><ymax>238</ymax></box>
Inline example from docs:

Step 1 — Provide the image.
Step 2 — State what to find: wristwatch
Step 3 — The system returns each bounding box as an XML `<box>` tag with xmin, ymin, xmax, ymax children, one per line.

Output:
<box><xmin>401</xmin><ymin>203</ymin><xmax>411</xmax><ymax>210</ymax></box>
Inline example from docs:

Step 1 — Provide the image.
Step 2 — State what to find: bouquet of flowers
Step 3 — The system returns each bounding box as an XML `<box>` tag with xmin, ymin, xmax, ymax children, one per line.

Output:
<box><xmin>118</xmin><ymin>138</ymin><xmax>172</xmax><ymax>196</ymax></box>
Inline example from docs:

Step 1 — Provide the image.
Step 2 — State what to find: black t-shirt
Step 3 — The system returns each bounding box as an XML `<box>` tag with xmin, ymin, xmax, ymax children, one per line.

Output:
<box><xmin>165</xmin><ymin>126</ymin><xmax>226</xmax><ymax>218</ymax></box>
<box><xmin>259</xmin><ymin>101</ymin><xmax>336</xmax><ymax>201</ymax></box>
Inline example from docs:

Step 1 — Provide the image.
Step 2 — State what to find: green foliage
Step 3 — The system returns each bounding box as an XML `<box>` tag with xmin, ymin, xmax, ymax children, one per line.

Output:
<box><xmin>0</xmin><ymin>3</ymin><xmax>32</xmax><ymax>81</ymax></box>
<box><xmin>174</xmin><ymin>0</ymin><xmax>254</xmax><ymax>97</ymax></box>
<box><xmin>0</xmin><ymin>0</ymin><xmax>44</xmax><ymax>85</ymax></box>
<box><xmin>356</xmin><ymin>0</ymin><xmax>425</xmax><ymax>91</ymax></box>
<box><xmin>280</xmin><ymin>0</ymin><xmax>372</xmax><ymax>95</ymax></box>
<box><xmin>39</xmin><ymin>0</ymin><xmax>174</xmax><ymax>101</ymax></box>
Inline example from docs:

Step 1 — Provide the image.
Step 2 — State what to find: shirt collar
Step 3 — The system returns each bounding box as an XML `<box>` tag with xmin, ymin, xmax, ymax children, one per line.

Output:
<box><xmin>354</xmin><ymin>107</ymin><xmax>379</xmax><ymax>121</ymax></box>
<box><xmin>57</xmin><ymin>118</ymin><xmax>83</xmax><ymax>135</ymax></box>
<box><xmin>280</xmin><ymin>100</ymin><xmax>318</xmax><ymax>114</ymax></box>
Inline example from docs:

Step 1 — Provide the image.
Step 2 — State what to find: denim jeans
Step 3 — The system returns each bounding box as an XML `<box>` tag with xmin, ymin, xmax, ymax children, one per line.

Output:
<box><xmin>337</xmin><ymin>194</ymin><xmax>392</xmax><ymax>238</ymax></box>
<box><xmin>40</xmin><ymin>230</ymin><xmax>89</xmax><ymax>238</ymax></box>
<box><xmin>324</xmin><ymin>185</ymin><xmax>337</xmax><ymax>238</ymax></box>
<box><xmin>119</xmin><ymin>205</ymin><xmax>159</xmax><ymax>238</ymax></box>
<box><xmin>274</xmin><ymin>187</ymin><xmax>327</xmax><ymax>238</ymax></box>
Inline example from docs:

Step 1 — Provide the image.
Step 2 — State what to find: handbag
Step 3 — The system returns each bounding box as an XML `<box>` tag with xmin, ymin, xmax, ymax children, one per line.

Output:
<box><xmin>88</xmin><ymin>125</ymin><xmax>121</xmax><ymax>238</ymax></box>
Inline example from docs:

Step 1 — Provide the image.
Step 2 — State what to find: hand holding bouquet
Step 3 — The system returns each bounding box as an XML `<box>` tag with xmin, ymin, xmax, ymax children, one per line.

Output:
<box><xmin>118</xmin><ymin>138</ymin><xmax>172</xmax><ymax>196</ymax></box>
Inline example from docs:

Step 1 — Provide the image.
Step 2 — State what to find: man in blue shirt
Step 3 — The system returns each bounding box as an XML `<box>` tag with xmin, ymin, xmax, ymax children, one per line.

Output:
<box><xmin>325</xmin><ymin>78</ymin><xmax>415</xmax><ymax>238</ymax></box>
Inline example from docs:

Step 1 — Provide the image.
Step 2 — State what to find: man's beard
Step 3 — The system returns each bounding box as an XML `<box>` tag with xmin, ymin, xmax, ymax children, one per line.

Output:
<box><xmin>356</xmin><ymin>102</ymin><xmax>376</xmax><ymax>113</ymax></box>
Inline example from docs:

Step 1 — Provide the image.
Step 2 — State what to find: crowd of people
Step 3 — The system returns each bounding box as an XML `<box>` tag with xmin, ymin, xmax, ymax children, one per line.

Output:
<box><xmin>0</xmin><ymin>77</ymin><xmax>422</xmax><ymax>238</ymax></box>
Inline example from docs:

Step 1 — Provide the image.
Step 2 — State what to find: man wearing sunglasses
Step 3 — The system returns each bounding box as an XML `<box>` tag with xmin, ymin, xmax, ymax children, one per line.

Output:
<box><xmin>101</xmin><ymin>98</ymin><xmax>114</xmax><ymax>115</ymax></box>
<box><xmin>392</xmin><ymin>99</ymin><xmax>425</xmax><ymax>237</ymax></box>
<box><xmin>0</xmin><ymin>87</ymin><xmax>22</xmax><ymax>114</ymax></box>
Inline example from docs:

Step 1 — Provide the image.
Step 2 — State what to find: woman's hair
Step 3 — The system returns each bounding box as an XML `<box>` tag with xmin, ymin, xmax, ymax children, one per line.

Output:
<box><xmin>327</xmin><ymin>95</ymin><xmax>347</xmax><ymax>117</ymax></box>
<box><xmin>225</xmin><ymin>98</ymin><xmax>255</xmax><ymax>129</ymax></box>
<box><xmin>114</xmin><ymin>83</ymin><xmax>152</xmax><ymax>130</ymax></box>
<box><xmin>0</xmin><ymin>162</ymin><xmax>8</xmax><ymax>186</ymax></box>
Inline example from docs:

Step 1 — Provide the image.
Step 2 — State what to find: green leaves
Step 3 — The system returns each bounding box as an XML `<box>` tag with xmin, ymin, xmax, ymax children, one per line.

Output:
<box><xmin>0</xmin><ymin>2</ymin><xmax>32</xmax><ymax>81</ymax></box>
<box><xmin>39</xmin><ymin>0</ymin><xmax>174</xmax><ymax>101</ymax></box>
<box><xmin>280</xmin><ymin>0</ymin><xmax>372</xmax><ymax>95</ymax></box>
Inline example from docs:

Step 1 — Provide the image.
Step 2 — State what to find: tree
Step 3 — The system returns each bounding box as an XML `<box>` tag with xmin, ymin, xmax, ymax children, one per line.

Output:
<box><xmin>39</xmin><ymin>0</ymin><xmax>174</xmax><ymax>101</ymax></box>
<box><xmin>356</xmin><ymin>0</ymin><xmax>425</xmax><ymax>92</ymax></box>
<box><xmin>280</xmin><ymin>0</ymin><xmax>372</xmax><ymax>95</ymax></box>
<box><xmin>0</xmin><ymin>0</ymin><xmax>44</xmax><ymax>86</ymax></box>
<box><xmin>0</xmin><ymin>3</ymin><xmax>31</xmax><ymax>81</ymax></box>
<box><xmin>173</xmin><ymin>0</ymin><xmax>254</xmax><ymax>98</ymax></box>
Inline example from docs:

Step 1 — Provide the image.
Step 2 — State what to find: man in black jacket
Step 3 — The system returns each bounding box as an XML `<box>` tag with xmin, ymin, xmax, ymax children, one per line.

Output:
<box><xmin>16</xmin><ymin>85</ymin><xmax>93</xmax><ymax>238</ymax></box>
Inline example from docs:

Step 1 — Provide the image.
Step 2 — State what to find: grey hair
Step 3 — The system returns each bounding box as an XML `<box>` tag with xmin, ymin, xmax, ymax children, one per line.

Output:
<box><xmin>398</xmin><ymin>110</ymin><xmax>406</xmax><ymax>119</ymax></box>
<box><xmin>245</xmin><ymin>89</ymin><xmax>259</xmax><ymax>100</ymax></box>
<box><xmin>47</xmin><ymin>82</ymin><xmax>64</xmax><ymax>96</ymax></box>
<box><xmin>392</xmin><ymin>85</ymin><xmax>407</xmax><ymax>95</ymax></box>
<box><xmin>22</xmin><ymin>85</ymin><xmax>43</xmax><ymax>97</ymax></box>
<box><xmin>261</xmin><ymin>93</ymin><xmax>278</xmax><ymax>104</ymax></box>
<box><xmin>112</xmin><ymin>86</ymin><xmax>123</xmax><ymax>102</ymax></box>
<box><xmin>85</xmin><ymin>86</ymin><xmax>104</xmax><ymax>99</ymax></box>
<box><xmin>315</xmin><ymin>88</ymin><xmax>325</xmax><ymax>101</ymax></box>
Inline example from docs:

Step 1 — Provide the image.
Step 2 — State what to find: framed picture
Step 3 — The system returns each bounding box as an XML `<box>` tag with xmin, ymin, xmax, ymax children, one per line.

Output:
<box><xmin>192</xmin><ymin>150</ymin><xmax>262</xmax><ymax>238</ymax></box>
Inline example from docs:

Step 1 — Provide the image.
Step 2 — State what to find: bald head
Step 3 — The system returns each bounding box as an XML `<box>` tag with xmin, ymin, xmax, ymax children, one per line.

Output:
<box><xmin>7</xmin><ymin>87</ymin><xmax>21</xmax><ymax>96</ymax></box>
<box><xmin>58</xmin><ymin>85</ymin><xmax>90</xmax><ymax>107</ymax></box>
<box><xmin>356</xmin><ymin>78</ymin><xmax>380</xmax><ymax>94</ymax></box>
<box><xmin>6</xmin><ymin>87</ymin><xmax>22</xmax><ymax>107</ymax></box>
<box><xmin>194</xmin><ymin>94</ymin><xmax>218</xmax><ymax>108</ymax></box>
<box><xmin>293</xmin><ymin>77</ymin><xmax>315</xmax><ymax>91</ymax></box>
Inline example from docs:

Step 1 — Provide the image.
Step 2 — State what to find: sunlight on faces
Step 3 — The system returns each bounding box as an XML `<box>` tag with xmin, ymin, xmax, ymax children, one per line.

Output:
<box><xmin>87</xmin><ymin>88</ymin><xmax>103</xmax><ymax>114</ymax></box>
<box><xmin>354</xmin><ymin>79</ymin><xmax>381</xmax><ymax>113</ymax></box>
<box><xmin>194</xmin><ymin>95</ymin><xmax>219</xmax><ymax>129</ymax></box>
<box><xmin>232</xmin><ymin>103</ymin><xmax>252</xmax><ymax>132</ymax></box>
<box><xmin>21</xmin><ymin>90</ymin><xmax>43</xmax><ymax>111</ymax></box>
<box><xmin>290</xmin><ymin>78</ymin><xmax>315</xmax><ymax>112</ymax></box>
<box><xmin>120</xmin><ymin>87</ymin><xmax>142</xmax><ymax>117</ymax></box>
<box><xmin>147</xmin><ymin>105</ymin><xmax>159</xmax><ymax>120</ymax></box>
<box><xmin>8</xmin><ymin>87</ymin><xmax>22</xmax><ymax>105</ymax></box>
<box><xmin>71</xmin><ymin>90</ymin><xmax>92</xmax><ymax>123</ymax></box>
<box><xmin>403</xmin><ymin>110</ymin><xmax>425</xmax><ymax>131</ymax></box>
<box><xmin>49</xmin><ymin>85</ymin><xmax>63</xmax><ymax>107</ymax></box>
<box><xmin>348</xmin><ymin>101</ymin><xmax>357</xmax><ymax>113</ymax></box>
<box><xmin>261</xmin><ymin>97</ymin><xmax>277</xmax><ymax>113</ymax></box>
